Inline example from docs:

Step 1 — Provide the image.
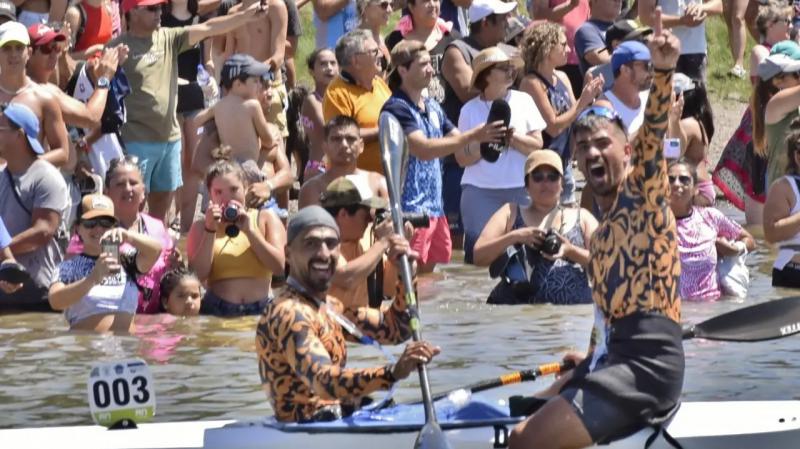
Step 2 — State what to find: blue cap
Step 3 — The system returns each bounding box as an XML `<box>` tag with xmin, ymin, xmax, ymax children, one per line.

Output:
<box><xmin>3</xmin><ymin>103</ymin><xmax>44</xmax><ymax>155</ymax></box>
<box><xmin>770</xmin><ymin>40</ymin><xmax>800</xmax><ymax>60</ymax></box>
<box><xmin>611</xmin><ymin>41</ymin><xmax>651</xmax><ymax>74</ymax></box>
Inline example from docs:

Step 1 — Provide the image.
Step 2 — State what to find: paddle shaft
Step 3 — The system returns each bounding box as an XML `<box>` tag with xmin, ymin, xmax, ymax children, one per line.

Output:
<box><xmin>430</xmin><ymin>361</ymin><xmax>573</xmax><ymax>402</ymax></box>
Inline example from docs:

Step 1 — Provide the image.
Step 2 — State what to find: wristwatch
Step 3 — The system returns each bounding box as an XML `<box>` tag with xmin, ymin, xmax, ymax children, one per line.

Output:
<box><xmin>96</xmin><ymin>76</ymin><xmax>111</xmax><ymax>89</ymax></box>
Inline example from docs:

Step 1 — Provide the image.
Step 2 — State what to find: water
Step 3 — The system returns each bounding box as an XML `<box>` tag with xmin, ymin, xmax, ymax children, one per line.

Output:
<box><xmin>1</xmin><ymin>205</ymin><xmax>799</xmax><ymax>429</ymax></box>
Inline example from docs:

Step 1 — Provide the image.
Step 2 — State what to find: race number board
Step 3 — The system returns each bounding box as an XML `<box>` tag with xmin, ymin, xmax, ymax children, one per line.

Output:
<box><xmin>87</xmin><ymin>358</ymin><xmax>156</xmax><ymax>427</ymax></box>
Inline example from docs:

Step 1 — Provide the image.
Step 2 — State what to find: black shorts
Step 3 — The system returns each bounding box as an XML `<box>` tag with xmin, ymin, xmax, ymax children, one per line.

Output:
<box><xmin>284</xmin><ymin>0</ymin><xmax>302</xmax><ymax>37</ymax></box>
<box><xmin>560</xmin><ymin>313</ymin><xmax>685</xmax><ymax>443</ymax></box>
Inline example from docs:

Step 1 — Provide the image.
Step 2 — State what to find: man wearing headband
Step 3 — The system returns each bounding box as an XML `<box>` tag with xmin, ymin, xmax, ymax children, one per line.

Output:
<box><xmin>0</xmin><ymin>21</ymin><xmax>70</xmax><ymax>168</ymax></box>
<box><xmin>256</xmin><ymin>205</ymin><xmax>440</xmax><ymax>423</ymax></box>
<box><xmin>510</xmin><ymin>16</ymin><xmax>685</xmax><ymax>449</ymax></box>
<box><xmin>0</xmin><ymin>103</ymin><xmax>68</xmax><ymax>311</ymax></box>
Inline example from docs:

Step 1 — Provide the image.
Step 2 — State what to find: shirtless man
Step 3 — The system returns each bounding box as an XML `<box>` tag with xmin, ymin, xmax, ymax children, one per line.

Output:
<box><xmin>15</xmin><ymin>0</ymin><xmax>67</xmax><ymax>27</ymax></box>
<box><xmin>298</xmin><ymin>115</ymin><xmax>388</xmax><ymax>208</ymax></box>
<box><xmin>227</xmin><ymin>0</ymin><xmax>289</xmax><ymax>138</ymax></box>
<box><xmin>0</xmin><ymin>21</ymin><xmax>69</xmax><ymax>168</ymax></box>
<box><xmin>25</xmin><ymin>24</ymin><xmax>124</xmax><ymax>172</ymax></box>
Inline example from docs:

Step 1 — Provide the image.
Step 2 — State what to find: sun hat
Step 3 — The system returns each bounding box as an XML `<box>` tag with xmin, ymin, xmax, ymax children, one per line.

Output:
<box><xmin>469</xmin><ymin>46</ymin><xmax>523</xmax><ymax>89</ymax></box>
<box><xmin>524</xmin><ymin>149</ymin><xmax>564</xmax><ymax>177</ymax></box>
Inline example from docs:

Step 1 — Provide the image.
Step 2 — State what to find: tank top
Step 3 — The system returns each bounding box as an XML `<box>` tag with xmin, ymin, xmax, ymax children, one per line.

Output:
<box><xmin>74</xmin><ymin>2</ymin><xmax>113</xmax><ymax>52</ymax></box>
<box><xmin>774</xmin><ymin>175</ymin><xmax>800</xmax><ymax>270</ymax></box>
<box><xmin>442</xmin><ymin>36</ymin><xmax>482</xmax><ymax>124</ymax></box>
<box><xmin>528</xmin><ymin>70</ymin><xmax>573</xmax><ymax>161</ymax></box>
<box><xmin>208</xmin><ymin>209</ymin><xmax>273</xmax><ymax>282</ymax></box>
<box><xmin>604</xmin><ymin>90</ymin><xmax>649</xmax><ymax>135</ymax></box>
<box><xmin>511</xmin><ymin>205</ymin><xmax>592</xmax><ymax>305</ymax></box>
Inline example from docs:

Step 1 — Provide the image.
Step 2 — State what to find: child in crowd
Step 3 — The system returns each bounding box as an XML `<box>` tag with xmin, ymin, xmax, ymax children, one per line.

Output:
<box><xmin>159</xmin><ymin>268</ymin><xmax>202</xmax><ymax>316</ymax></box>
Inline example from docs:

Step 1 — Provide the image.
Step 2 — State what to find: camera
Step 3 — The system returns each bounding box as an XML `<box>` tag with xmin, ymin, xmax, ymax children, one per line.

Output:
<box><xmin>539</xmin><ymin>229</ymin><xmax>562</xmax><ymax>255</ymax></box>
<box><xmin>222</xmin><ymin>202</ymin><xmax>240</xmax><ymax>222</ymax></box>
<box><xmin>375</xmin><ymin>209</ymin><xmax>430</xmax><ymax>229</ymax></box>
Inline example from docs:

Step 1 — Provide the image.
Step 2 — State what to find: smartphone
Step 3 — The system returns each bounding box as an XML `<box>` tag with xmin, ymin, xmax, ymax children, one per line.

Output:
<box><xmin>0</xmin><ymin>262</ymin><xmax>28</xmax><ymax>284</ymax></box>
<box><xmin>101</xmin><ymin>239</ymin><xmax>120</xmax><ymax>272</ymax></box>
<box><xmin>664</xmin><ymin>138</ymin><xmax>681</xmax><ymax>159</ymax></box>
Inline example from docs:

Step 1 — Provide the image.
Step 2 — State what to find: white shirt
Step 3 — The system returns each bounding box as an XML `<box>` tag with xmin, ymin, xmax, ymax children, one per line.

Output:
<box><xmin>660</xmin><ymin>0</ymin><xmax>707</xmax><ymax>55</ymax></box>
<box><xmin>604</xmin><ymin>90</ymin><xmax>649</xmax><ymax>136</ymax></box>
<box><xmin>458</xmin><ymin>90</ymin><xmax>546</xmax><ymax>189</ymax></box>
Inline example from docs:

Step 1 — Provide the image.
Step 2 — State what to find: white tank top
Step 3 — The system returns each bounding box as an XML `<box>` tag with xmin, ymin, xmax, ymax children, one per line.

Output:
<box><xmin>774</xmin><ymin>175</ymin><xmax>800</xmax><ymax>269</ymax></box>
<box><xmin>603</xmin><ymin>90</ymin><xmax>648</xmax><ymax>136</ymax></box>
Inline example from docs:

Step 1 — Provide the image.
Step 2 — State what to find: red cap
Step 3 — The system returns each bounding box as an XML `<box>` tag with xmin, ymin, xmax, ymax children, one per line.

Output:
<box><xmin>27</xmin><ymin>24</ymin><xmax>66</xmax><ymax>47</ymax></box>
<box><xmin>121</xmin><ymin>0</ymin><xmax>166</xmax><ymax>14</ymax></box>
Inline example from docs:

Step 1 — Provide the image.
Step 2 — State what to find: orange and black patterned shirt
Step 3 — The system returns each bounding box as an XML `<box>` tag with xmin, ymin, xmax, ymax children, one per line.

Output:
<box><xmin>589</xmin><ymin>70</ymin><xmax>681</xmax><ymax>325</ymax></box>
<box><xmin>256</xmin><ymin>286</ymin><xmax>412</xmax><ymax>422</ymax></box>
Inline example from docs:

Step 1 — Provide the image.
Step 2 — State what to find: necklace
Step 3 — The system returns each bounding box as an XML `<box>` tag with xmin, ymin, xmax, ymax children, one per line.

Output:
<box><xmin>0</xmin><ymin>80</ymin><xmax>31</xmax><ymax>96</ymax></box>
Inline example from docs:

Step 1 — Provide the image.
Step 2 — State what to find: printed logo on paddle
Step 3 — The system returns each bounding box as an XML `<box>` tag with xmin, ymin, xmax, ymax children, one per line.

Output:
<box><xmin>86</xmin><ymin>358</ymin><xmax>156</xmax><ymax>427</ymax></box>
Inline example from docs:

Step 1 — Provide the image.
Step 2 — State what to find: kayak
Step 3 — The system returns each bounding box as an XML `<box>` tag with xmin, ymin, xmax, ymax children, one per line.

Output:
<box><xmin>3</xmin><ymin>397</ymin><xmax>800</xmax><ymax>449</ymax></box>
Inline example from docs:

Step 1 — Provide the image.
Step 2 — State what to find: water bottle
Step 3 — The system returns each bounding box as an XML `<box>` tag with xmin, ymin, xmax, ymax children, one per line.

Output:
<box><xmin>196</xmin><ymin>64</ymin><xmax>219</xmax><ymax>108</ymax></box>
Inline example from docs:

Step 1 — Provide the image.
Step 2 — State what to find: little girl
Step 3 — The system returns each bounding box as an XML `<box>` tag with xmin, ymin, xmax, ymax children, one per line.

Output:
<box><xmin>159</xmin><ymin>269</ymin><xmax>202</xmax><ymax>317</ymax></box>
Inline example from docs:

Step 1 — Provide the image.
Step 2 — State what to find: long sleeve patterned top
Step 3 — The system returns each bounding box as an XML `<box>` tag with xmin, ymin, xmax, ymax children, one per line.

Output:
<box><xmin>589</xmin><ymin>69</ymin><xmax>682</xmax><ymax>325</ymax></box>
<box><xmin>256</xmin><ymin>285</ymin><xmax>412</xmax><ymax>422</ymax></box>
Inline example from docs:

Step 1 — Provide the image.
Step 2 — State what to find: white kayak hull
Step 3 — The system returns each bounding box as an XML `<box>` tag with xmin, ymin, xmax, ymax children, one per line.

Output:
<box><xmin>3</xmin><ymin>401</ymin><xmax>800</xmax><ymax>449</ymax></box>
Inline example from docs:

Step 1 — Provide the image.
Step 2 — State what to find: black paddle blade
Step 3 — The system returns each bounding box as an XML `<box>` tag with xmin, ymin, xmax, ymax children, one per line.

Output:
<box><xmin>414</xmin><ymin>421</ymin><xmax>452</xmax><ymax>449</ymax></box>
<box><xmin>686</xmin><ymin>297</ymin><xmax>800</xmax><ymax>342</ymax></box>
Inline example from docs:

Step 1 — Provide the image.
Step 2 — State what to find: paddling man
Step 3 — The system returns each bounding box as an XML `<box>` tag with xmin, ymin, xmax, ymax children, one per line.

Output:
<box><xmin>256</xmin><ymin>206</ymin><xmax>440</xmax><ymax>422</ymax></box>
<box><xmin>509</xmin><ymin>11</ymin><xmax>685</xmax><ymax>449</ymax></box>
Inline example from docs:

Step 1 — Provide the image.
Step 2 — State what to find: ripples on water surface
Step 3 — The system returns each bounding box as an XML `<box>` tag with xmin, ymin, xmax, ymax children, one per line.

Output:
<box><xmin>1</xmin><ymin>208</ymin><xmax>799</xmax><ymax>428</ymax></box>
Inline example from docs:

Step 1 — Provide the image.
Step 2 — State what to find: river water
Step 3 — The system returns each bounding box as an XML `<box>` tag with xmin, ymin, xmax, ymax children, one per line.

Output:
<box><xmin>1</xmin><ymin>206</ymin><xmax>799</xmax><ymax>429</ymax></box>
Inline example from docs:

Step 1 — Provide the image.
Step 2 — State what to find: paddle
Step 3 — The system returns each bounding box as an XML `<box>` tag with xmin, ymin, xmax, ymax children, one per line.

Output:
<box><xmin>682</xmin><ymin>296</ymin><xmax>800</xmax><ymax>342</ymax></box>
<box><xmin>378</xmin><ymin>112</ymin><xmax>451</xmax><ymax>449</ymax></box>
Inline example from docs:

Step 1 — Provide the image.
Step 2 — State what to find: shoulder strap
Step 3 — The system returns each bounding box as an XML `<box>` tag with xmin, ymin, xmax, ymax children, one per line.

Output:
<box><xmin>528</xmin><ymin>70</ymin><xmax>554</xmax><ymax>89</ymax></box>
<box><xmin>5</xmin><ymin>169</ymin><xmax>31</xmax><ymax>216</ymax></box>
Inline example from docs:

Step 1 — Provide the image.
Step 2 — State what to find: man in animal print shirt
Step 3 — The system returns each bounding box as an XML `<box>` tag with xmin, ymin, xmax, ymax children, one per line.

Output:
<box><xmin>256</xmin><ymin>206</ymin><xmax>439</xmax><ymax>422</ymax></box>
<box><xmin>509</xmin><ymin>11</ymin><xmax>685</xmax><ymax>449</ymax></box>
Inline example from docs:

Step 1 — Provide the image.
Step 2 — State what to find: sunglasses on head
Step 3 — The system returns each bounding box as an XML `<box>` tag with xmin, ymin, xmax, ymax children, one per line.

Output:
<box><xmin>81</xmin><ymin>217</ymin><xmax>117</xmax><ymax>229</ymax></box>
<box><xmin>668</xmin><ymin>174</ymin><xmax>692</xmax><ymax>186</ymax></box>
<box><xmin>529</xmin><ymin>171</ymin><xmax>561</xmax><ymax>183</ymax></box>
<box><xmin>576</xmin><ymin>106</ymin><xmax>627</xmax><ymax>133</ymax></box>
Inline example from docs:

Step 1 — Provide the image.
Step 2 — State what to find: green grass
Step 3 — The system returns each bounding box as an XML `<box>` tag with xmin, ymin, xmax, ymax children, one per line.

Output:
<box><xmin>293</xmin><ymin>11</ymin><xmax>753</xmax><ymax>101</ymax></box>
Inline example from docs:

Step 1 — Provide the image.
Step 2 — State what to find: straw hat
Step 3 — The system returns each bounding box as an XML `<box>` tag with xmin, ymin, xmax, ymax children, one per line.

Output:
<box><xmin>469</xmin><ymin>46</ymin><xmax>523</xmax><ymax>90</ymax></box>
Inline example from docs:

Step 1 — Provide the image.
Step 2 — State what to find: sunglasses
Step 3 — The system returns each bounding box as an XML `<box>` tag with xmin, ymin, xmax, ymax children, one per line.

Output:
<box><xmin>81</xmin><ymin>217</ymin><xmax>117</xmax><ymax>229</ymax></box>
<box><xmin>576</xmin><ymin>106</ymin><xmax>627</xmax><ymax>133</ymax></box>
<box><xmin>668</xmin><ymin>174</ymin><xmax>693</xmax><ymax>186</ymax></box>
<box><xmin>138</xmin><ymin>4</ymin><xmax>162</xmax><ymax>12</ymax></box>
<box><xmin>35</xmin><ymin>43</ymin><xmax>62</xmax><ymax>55</ymax></box>
<box><xmin>529</xmin><ymin>171</ymin><xmax>561</xmax><ymax>183</ymax></box>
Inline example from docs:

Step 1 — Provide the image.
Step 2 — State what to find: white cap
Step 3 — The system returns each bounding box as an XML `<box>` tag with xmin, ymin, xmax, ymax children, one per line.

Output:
<box><xmin>0</xmin><ymin>21</ymin><xmax>29</xmax><ymax>48</ymax></box>
<box><xmin>469</xmin><ymin>0</ymin><xmax>516</xmax><ymax>23</ymax></box>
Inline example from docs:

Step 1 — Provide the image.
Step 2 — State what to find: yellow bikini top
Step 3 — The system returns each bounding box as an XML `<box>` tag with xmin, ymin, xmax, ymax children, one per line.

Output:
<box><xmin>208</xmin><ymin>209</ymin><xmax>272</xmax><ymax>283</ymax></box>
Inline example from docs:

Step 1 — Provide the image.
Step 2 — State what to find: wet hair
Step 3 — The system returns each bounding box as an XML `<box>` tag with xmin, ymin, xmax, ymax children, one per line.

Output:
<box><xmin>751</xmin><ymin>77</ymin><xmax>781</xmax><ymax>157</ymax></box>
<box><xmin>667</xmin><ymin>157</ymin><xmax>699</xmax><ymax>184</ymax></box>
<box><xmin>680</xmin><ymin>80</ymin><xmax>715</xmax><ymax>144</ymax></box>
<box><xmin>469</xmin><ymin>13</ymin><xmax>504</xmax><ymax>36</ymax></box>
<box><xmin>306</xmin><ymin>47</ymin><xmax>335</xmax><ymax>71</ymax></box>
<box><xmin>756</xmin><ymin>2</ymin><xmax>792</xmax><ymax>41</ymax></box>
<box><xmin>520</xmin><ymin>22</ymin><xmax>564</xmax><ymax>73</ymax></box>
<box><xmin>105</xmin><ymin>155</ymin><xmax>142</xmax><ymax>189</ymax></box>
<box><xmin>159</xmin><ymin>268</ymin><xmax>200</xmax><ymax>304</ymax></box>
<box><xmin>323</xmin><ymin>115</ymin><xmax>361</xmax><ymax>139</ymax></box>
<box><xmin>785</xmin><ymin>118</ymin><xmax>800</xmax><ymax>175</ymax></box>
<box><xmin>205</xmin><ymin>159</ymin><xmax>248</xmax><ymax>190</ymax></box>
<box><xmin>335</xmin><ymin>29</ymin><xmax>373</xmax><ymax>68</ymax></box>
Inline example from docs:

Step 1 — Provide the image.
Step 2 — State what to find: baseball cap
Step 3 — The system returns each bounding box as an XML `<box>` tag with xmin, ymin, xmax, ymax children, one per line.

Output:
<box><xmin>604</xmin><ymin>20</ymin><xmax>652</xmax><ymax>52</ymax></box>
<box><xmin>320</xmin><ymin>175</ymin><xmax>388</xmax><ymax>209</ymax></box>
<box><xmin>770</xmin><ymin>40</ymin><xmax>800</xmax><ymax>60</ymax></box>
<box><xmin>469</xmin><ymin>0</ymin><xmax>516</xmax><ymax>23</ymax></box>
<box><xmin>286</xmin><ymin>205</ymin><xmax>340</xmax><ymax>244</ymax></box>
<box><xmin>2</xmin><ymin>103</ymin><xmax>44</xmax><ymax>155</ymax></box>
<box><xmin>27</xmin><ymin>24</ymin><xmax>67</xmax><ymax>47</ymax></box>
<box><xmin>80</xmin><ymin>194</ymin><xmax>116</xmax><ymax>221</ymax></box>
<box><xmin>470</xmin><ymin>46</ymin><xmax>523</xmax><ymax>89</ymax></box>
<box><xmin>0</xmin><ymin>0</ymin><xmax>16</xmax><ymax>22</ymax></box>
<box><xmin>0</xmin><ymin>21</ymin><xmax>30</xmax><ymax>48</ymax></box>
<box><xmin>524</xmin><ymin>149</ymin><xmax>564</xmax><ymax>177</ymax></box>
<box><xmin>505</xmin><ymin>15</ymin><xmax>529</xmax><ymax>43</ymax></box>
<box><xmin>121</xmin><ymin>0</ymin><xmax>167</xmax><ymax>14</ymax></box>
<box><xmin>611</xmin><ymin>40</ymin><xmax>651</xmax><ymax>74</ymax></box>
<box><xmin>758</xmin><ymin>53</ymin><xmax>800</xmax><ymax>81</ymax></box>
<box><xmin>220</xmin><ymin>53</ymin><xmax>271</xmax><ymax>86</ymax></box>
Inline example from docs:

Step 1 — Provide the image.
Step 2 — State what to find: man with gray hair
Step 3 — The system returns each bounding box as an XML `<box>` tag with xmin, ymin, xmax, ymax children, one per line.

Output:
<box><xmin>322</xmin><ymin>28</ymin><xmax>391</xmax><ymax>174</ymax></box>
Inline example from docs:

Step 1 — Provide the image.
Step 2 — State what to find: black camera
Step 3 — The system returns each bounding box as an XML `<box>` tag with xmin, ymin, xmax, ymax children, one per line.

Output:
<box><xmin>540</xmin><ymin>229</ymin><xmax>562</xmax><ymax>255</ymax></box>
<box><xmin>375</xmin><ymin>209</ymin><xmax>430</xmax><ymax>229</ymax></box>
<box><xmin>222</xmin><ymin>202</ymin><xmax>240</xmax><ymax>222</ymax></box>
